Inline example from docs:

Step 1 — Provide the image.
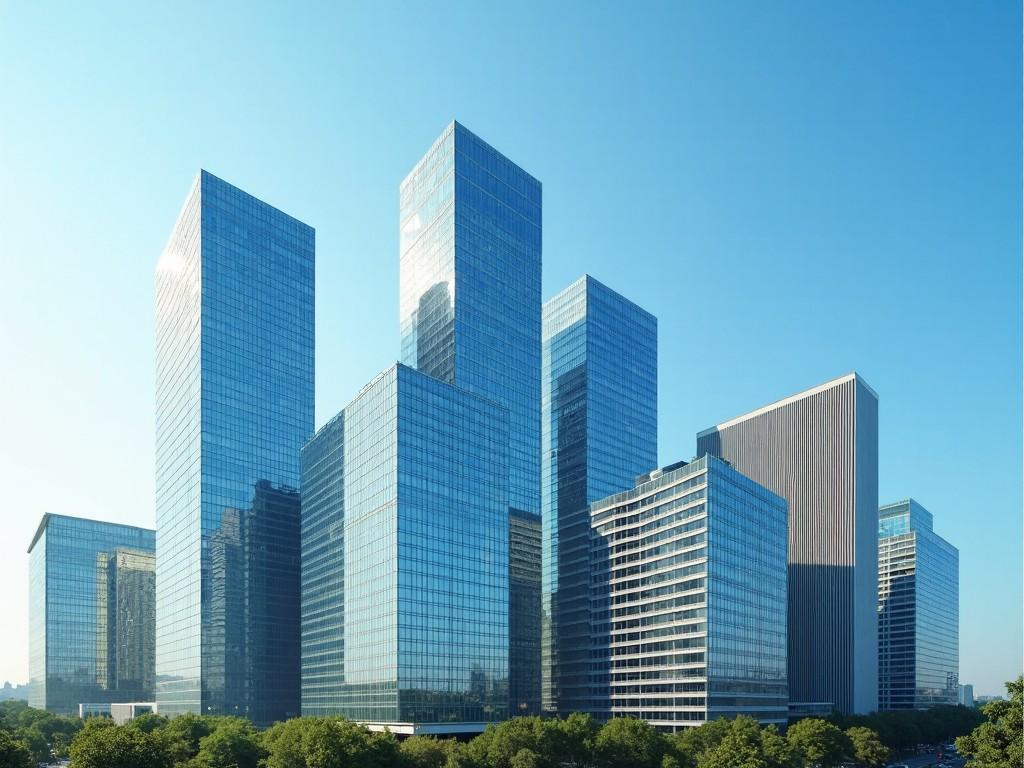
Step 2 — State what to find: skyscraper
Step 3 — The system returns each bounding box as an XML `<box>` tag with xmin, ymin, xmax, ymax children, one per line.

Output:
<box><xmin>589</xmin><ymin>456</ymin><xmax>789</xmax><ymax>730</ymax></box>
<box><xmin>28</xmin><ymin>514</ymin><xmax>155</xmax><ymax>714</ymax></box>
<box><xmin>540</xmin><ymin>275</ymin><xmax>657</xmax><ymax>715</ymax></box>
<box><xmin>300</xmin><ymin>364</ymin><xmax>510</xmax><ymax>732</ymax></box>
<box><xmin>878</xmin><ymin>499</ymin><xmax>959</xmax><ymax>710</ymax></box>
<box><xmin>400</xmin><ymin>121</ymin><xmax>542</xmax><ymax>714</ymax></box>
<box><xmin>696</xmin><ymin>373</ymin><xmax>879</xmax><ymax>714</ymax></box>
<box><xmin>155</xmin><ymin>170</ymin><xmax>313</xmax><ymax>724</ymax></box>
<box><xmin>509</xmin><ymin>510</ymin><xmax>542</xmax><ymax>716</ymax></box>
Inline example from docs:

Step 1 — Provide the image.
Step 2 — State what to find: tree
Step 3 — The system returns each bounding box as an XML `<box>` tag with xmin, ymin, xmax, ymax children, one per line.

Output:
<box><xmin>510</xmin><ymin>748</ymin><xmax>541</xmax><ymax>768</ymax></box>
<box><xmin>845</xmin><ymin>727</ymin><xmax>888</xmax><ymax>768</ymax></box>
<box><xmin>785</xmin><ymin>718</ymin><xmax>850</xmax><ymax>768</ymax></box>
<box><xmin>541</xmin><ymin>713</ymin><xmax>598</xmax><ymax>768</ymax></box>
<box><xmin>955</xmin><ymin>677</ymin><xmax>1023</xmax><ymax>768</ymax></box>
<box><xmin>160</xmin><ymin>712</ymin><xmax>216</xmax><ymax>764</ymax></box>
<box><xmin>189</xmin><ymin>719</ymin><xmax>265</xmax><ymax>768</ymax></box>
<box><xmin>127</xmin><ymin>712</ymin><xmax>169</xmax><ymax>734</ymax></box>
<box><xmin>262</xmin><ymin>716</ymin><xmax>401</xmax><ymax>768</ymax></box>
<box><xmin>0</xmin><ymin>729</ymin><xmax>32</xmax><ymax>768</ymax></box>
<box><xmin>671</xmin><ymin>716</ymin><xmax>733</xmax><ymax>765</ymax></box>
<box><xmin>695</xmin><ymin>718</ymin><xmax>796</xmax><ymax>768</ymax></box>
<box><xmin>482</xmin><ymin>716</ymin><xmax>553</xmax><ymax>768</ymax></box>
<box><xmin>400</xmin><ymin>734</ymin><xmax>449</xmax><ymax>768</ymax></box>
<box><xmin>593</xmin><ymin>717</ymin><xmax>667</xmax><ymax>768</ymax></box>
<box><xmin>68</xmin><ymin>723</ymin><xmax>172</xmax><ymax>768</ymax></box>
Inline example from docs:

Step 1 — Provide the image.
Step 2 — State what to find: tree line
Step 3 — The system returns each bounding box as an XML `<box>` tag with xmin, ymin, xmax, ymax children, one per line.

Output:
<box><xmin>0</xmin><ymin>680</ymin><xmax>1016</xmax><ymax>768</ymax></box>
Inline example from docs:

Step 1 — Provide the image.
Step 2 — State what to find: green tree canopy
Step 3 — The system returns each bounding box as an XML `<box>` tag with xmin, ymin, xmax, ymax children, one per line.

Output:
<box><xmin>593</xmin><ymin>716</ymin><xmax>667</xmax><ymax>768</ymax></box>
<box><xmin>540</xmin><ymin>712</ymin><xmax>598</xmax><ymax>768</ymax></box>
<box><xmin>399</xmin><ymin>734</ymin><xmax>449</xmax><ymax>768</ymax></box>
<box><xmin>845</xmin><ymin>726</ymin><xmax>888</xmax><ymax>768</ymax></box>
<box><xmin>695</xmin><ymin>717</ymin><xmax>796</xmax><ymax>768</ymax></box>
<box><xmin>68</xmin><ymin>721</ymin><xmax>172</xmax><ymax>768</ymax></box>
<box><xmin>189</xmin><ymin>718</ymin><xmax>265</xmax><ymax>768</ymax></box>
<box><xmin>955</xmin><ymin>677</ymin><xmax>1023</xmax><ymax>768</ymax></box>
<box><xmin>261</xmin><ymin>715</ymin><xmax>400</xmax><ymax>768</ymax></box>
<box><xmin>0</xmin><ymin>728</ymin><xmax>33</xmax><ymax>768</ymax></box>
<box><xmin>785</xmin><ymin>718</ymin><xmax>850</xmax><ymax>768</ymax></box>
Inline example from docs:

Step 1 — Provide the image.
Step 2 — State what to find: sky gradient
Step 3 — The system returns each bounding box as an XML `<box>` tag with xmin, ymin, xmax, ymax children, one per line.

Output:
<box><xmin>1</xmin><ymin>1</ymin><xmax>1020</xmax><ymax>697</ymax></box>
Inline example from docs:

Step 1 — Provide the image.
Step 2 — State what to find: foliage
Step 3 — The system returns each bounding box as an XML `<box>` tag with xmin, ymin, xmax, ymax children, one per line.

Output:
<box><xmin>828</xmin><ymin>703</ymin><xmax>984</xmax><ymax>752</ymax></box>
<box><xmin>261</xmin><ymin>715</ymin><xmax>400</xmax><ymax>768</ymax></box>
<box><xmin>954</xmin><ymin>677</ymin><xmax>1023</xmax><ymax>768</ymax></box>
<box><xmin>845</xmin><ymin>726</ymin><xmax>888</xmax><ymax>767</ymax></box>
<box><xmin>695</xmin><ymin>717</ymin><xmax>796</xmax><ymax>768</ymax></box>
<box><xmin>68</xmin><ymin>720</ymin><xmax>172</xmax><ymax>768</ymax></box>
<box><xmin>0</xmin><ymin>701</ymin><xmax>82</xmax><ymax>764</ymax></box>
<box><xmin>543</xmin><ymin>712</ymin><xmax>599</xmax><ymax>768</ymax></box>
<box><xmin>785</xmin><ymin>718</ymin><xmax>849</xmax><ymax>768</ymax></box>
<box><xmin>400</xmin><ymin>734</ymin><xmax>450</xmax><ymax>768</ymax></box>
<box><xmin>593</xmin><ymin>716</ymin><xmax>666</xmax><ymax>768</ymax></box>
<box><xmin>189</xmin><ymin>718</ymin><xmax>265</xmax><ymax>768</ymax></box>
<box><xmin>0</xmin><ymin>728</ymin><xmax>33</xmax><ymax>768</ymax></box>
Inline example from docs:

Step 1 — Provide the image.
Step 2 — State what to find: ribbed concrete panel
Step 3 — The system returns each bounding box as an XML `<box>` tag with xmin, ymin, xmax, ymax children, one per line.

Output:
<box><xmin>696</xmin><ymin>373</ymin><xmax>879</xmax><ymax>714</ymax></box>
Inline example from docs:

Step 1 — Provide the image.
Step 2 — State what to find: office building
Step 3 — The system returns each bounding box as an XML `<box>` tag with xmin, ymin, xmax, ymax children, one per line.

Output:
<box><xmin>878</xmin><ymin>499</ymin><xmax>959</xmax><ymax>710</ymax></box>
<box><xmin>28</xmin><ymin>514</ymin><xmax>155</xmax><ymax>714</ymax></box>
<box><xmin>510</xmin><ymin>511</ymin><xmax>542</xmax><ymax>716</ymax></box>
<box><xmin>300</xmin><ymin>363</ymin><xmax>509</xmax><ymax>732</ymax></box>
<box><xmin>541</xmin><ymin>275</ymin><xmax>657</xmax><ymax>715</ymax></box>
<box><xmin>590</xmin><ymin>455</ymin><xmax>789</xmax><ymax>730</ymax></box>
<box><xmin>958</xmin><ymin>684</ymin><xmax>974</xmax><ymax>708</ymax></box>
<box><xmin>399</xmin><ymin>121</ymin><xmax>542</xmax><ymax>714</ymax></box>
<box><xmin>155</xmin><ymin>170</ymin><xmax>313</xmax><ymax>724</ymax></box>
<box><xmin>697</xmin><ymin>373</ymin><xmax>879</xmax><ymax>714</ymax></box>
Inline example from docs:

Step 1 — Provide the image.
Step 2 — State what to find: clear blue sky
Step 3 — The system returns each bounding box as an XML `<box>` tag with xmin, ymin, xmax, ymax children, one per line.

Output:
<box><xmin>1</xmin><ymin>1</ymin><xmax>1019</xmax><ymax>697</ymax></box>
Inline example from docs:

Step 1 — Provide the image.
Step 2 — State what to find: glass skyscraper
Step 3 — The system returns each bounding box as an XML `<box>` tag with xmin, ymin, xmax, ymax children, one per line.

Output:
<box><xmin>399</xmin><ymin>121</ymin><xmax>542</xmax><ymax>715</ymax></box>
<box><xmin>878</xmin><ymin>499</ymin><xmax>959</xmax><ymax>710</ymax></box>
<box><xmin>589</xmin><ymin>456</ymin><xmax>789</xmax><ymax>730</ymax></box>
<box><xmin>300</xmin><ymin>364</ymin><xmax>510</xmax><ymax>732</ymax></box>
<box><xmin>697</xmin><ymin>373</ymin><xmax>879</xmax><ymax>714</ymax></box>
<box><xmin>155</xmin><ymin>170</ymin><xmax>313</xmax><ymax>724</ymax></box>
<box><xmin>541</xmin><ymin>275</ymin><xmax>657</xmax><ymax>715</ymax></box>
<box><xmin>28</xmin><ymin>514</ymin><xmax>155</xmax><ymax>715</ymax></box>
<box><xmin>509</xmin><ymin>510</ymin><xmax>542</xmax><ymax>716</ymax></box>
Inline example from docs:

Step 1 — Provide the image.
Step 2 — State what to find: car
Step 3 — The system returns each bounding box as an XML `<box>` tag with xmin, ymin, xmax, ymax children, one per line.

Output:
<box><xmin>884</xmin><ymin>764</ymin><xmax>910</xmax><ymax>768</ymax></box>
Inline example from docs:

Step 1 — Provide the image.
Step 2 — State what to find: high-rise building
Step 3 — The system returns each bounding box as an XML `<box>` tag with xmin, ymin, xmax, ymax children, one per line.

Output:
<box><xmin>509</xmin><ymin>510</ymin><xmax>542</xmax><ymax>716</ymax></box>
<box><xmin>28</xmin><ymin>514</ymin><xmax>155</xmax><ymax>714</ymax></box>
<box><xmin>155</xmin><ymin>170</ymin><xmax>313</xmax><ymax>724</ymax></box>
<box><xmin>399</xmin><ymin>121</ymin><xmax>542</xmax><ymax>714</ymax></box>
<box><xmin>696</xmin><ymin>373</ymin><xmax>879</xmax><ymax>714</ymax></box>
<box><xmin>540</xmin><ymin>275</ymin><xmax>657</xmax><ymax>715</ymax></box>
<box><xmin>958</xmin><ymin>684</ymin><xmax>974</xmax><ymax>708</ymax></box>
<box><xmin>589</xmin><ymin>456</ymin><xmax>789</xmax><ymax>730</ymax></box>
<box><xmin>97</xmin><ymin>548</ymin><xmax>157</xmax><ymax>703</ymax></box>
<box><xmin>878</xmin><ymin>499</ymin><xmax>959</xmax><ymax>710</ymax></box>
<box><xmin>300</xmin><ymin>364</ymin><xmax>510</xmax><ymax>732</ymax></box>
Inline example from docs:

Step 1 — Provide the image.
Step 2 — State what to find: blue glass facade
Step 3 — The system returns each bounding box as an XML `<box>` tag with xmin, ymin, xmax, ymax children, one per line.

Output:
<box><xmin>590</xmin><ymin>456</ymin><xmax>788</xmax><ymax>731</ymax></box>
<box><xmin>155</xmin><ymin>171</ymin><xmax>313</xmax><ymax>724</ymax></box>
<box><xmin>541</xmin><ymin>275</ymin><xmax>657</xmax><ymax>715</ymax></box>
<box><xmin>27</xmin><ymin>514</ymin><xmax>155</xmax><ymax>715</ymax></box>
<box><xmin>878</xmin><ymin>499</ymin><xmax>959</xmax><ymax>710</ymax></box>
<box><xmin>509</xmin><ymin>511</ymin><xmax>542</xmax><ymax>716</ymax></box>
<box><xmin>400</xmin><ymin>122</ymin><xmax>542</xmax><ymax>715</ymax></box>
<box><xmin>300</xmin><ymin>364</ymin><xmax>509</xmax><ymax>731</ymax></box>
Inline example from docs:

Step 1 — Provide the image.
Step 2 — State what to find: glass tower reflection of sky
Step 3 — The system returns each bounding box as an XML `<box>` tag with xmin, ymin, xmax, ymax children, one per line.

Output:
<box><xmin>877</xmin><ymin>499</ymin><xmax>959</xmax><ymax>710</ymax></box>
<box><xmin>540</xmin><ymin>275</ymin><xmax>657</xmax><ymax>715</ymax></box>
<box><xmin>155</xmin><ymin>171</ymin><xmax>314</xmax><ymax>725</ymax></box>
<box><xmin>27</xmin><ymin>514</ymin><xmax>155</xmax><ymax>715</ymax></box>
<box><xmin>399</xmin><ymin>121</ymin><xmax>541</xmax><ymax>518</ymax></box>
<box><xmin>399</xmin><ymin>122</ymin><xmax>542</xmax><ymax>713</ymax></box>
